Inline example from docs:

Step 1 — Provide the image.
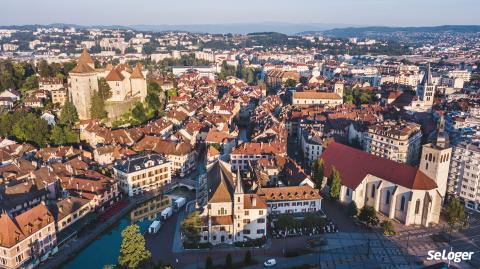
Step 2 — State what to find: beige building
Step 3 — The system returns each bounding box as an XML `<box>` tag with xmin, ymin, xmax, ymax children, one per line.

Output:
<box><xmin>51</xmin><ymin>88</ymin><xmax>68</xmax><ymax>107</ymax></box>
<box><xmin>68</xmin><ymin>48</ymin><xmax>147</xmax><ymax>119</ymax></box>
<box><xmin>199</xmin><ymin>161</ymin><xmax>267</xmax><ymax>245</ymax></box>
<box><xmin>0</xmin><ymin>204</ymin><xmax>56</xmax><ymax>269</ymax></box>
<box><xmin>114</xmin><ymin>153</ymin><xmax>172</xmax><ymax>196</ymax></box>
<box><xmin>292</xmin><ymin>91</ymin><xmax>343</xmax><ymax>107</ymax></box>
<box><xmin>363</xmin><ymin>120</ymin><xmax>422</xmax><ymax>165</ymax></box>
<box><xmin>322</xmin><ymin>141</ymin><xmax>449</xmax><ymax>227</ymax></box>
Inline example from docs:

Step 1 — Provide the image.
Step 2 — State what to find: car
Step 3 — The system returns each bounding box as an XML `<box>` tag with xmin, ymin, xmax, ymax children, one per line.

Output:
<box><xmin>264</xmin><ymin>258</ymin><xmax>277</xmax><ymax>267</ymax></box>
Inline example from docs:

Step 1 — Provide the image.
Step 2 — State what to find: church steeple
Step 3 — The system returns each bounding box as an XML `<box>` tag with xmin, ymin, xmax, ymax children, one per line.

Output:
<box><xmin>422</xmin><ymin>62</ymin><xmax>433</xmax><ymax>85</ymax></box>
<box><xmin>434</xmin><ymin>114</ymin><xmax>449</xmax><ymax>149</ymax></box>
<box><xmin>235</xmin><ymin>169</ymin><xmax>244</xmax><ymax>194</ymax></box>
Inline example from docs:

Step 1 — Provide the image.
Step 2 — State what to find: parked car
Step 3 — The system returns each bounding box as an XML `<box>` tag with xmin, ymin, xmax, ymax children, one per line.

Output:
<box><xmin>264</xmin><ymin>258</ymin><xmax>277</xmax><ymax>267</ymax></box>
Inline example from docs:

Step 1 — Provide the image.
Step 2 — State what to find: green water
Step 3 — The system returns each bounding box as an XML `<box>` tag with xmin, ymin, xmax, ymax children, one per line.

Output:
<box><xmin>61</xmin><ymin>216</ymin><xmax>151</xmax><ymax>269</ymax></box>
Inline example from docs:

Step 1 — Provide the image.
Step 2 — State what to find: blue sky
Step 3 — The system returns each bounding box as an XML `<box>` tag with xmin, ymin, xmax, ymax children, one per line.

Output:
<box><xmin>1</xmin><ymin>0</ymin><xmax>479</xmax><ymax>26</ymax></box>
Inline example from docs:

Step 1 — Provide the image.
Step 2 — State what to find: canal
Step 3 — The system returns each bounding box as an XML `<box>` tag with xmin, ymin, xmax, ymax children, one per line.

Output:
<box><xmin>61</xmin><ymin>187</ymin><xmax>195</xmax><ymax>269</ymax></box>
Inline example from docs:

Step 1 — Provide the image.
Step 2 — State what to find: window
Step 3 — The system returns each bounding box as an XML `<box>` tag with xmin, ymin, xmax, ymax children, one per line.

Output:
<box><xmin>415</xmin><ymin>199</ymin><xmax>421</xmax><ymax>214</ymax></box>
<box><xmin>257</xmin><ymin>218</ymin><xmax>265</xmax><ymax>223</ymax></box>
<box><xmin>400</xmin><ymin>196</ymin><xmax>406</xmax><ymax>211</ymax></box>
<box><xmin>346</xmin><ymin>188</ymin><xmax>350</xmax><ymax>196</ymax></box>
<box><xmin>371</xmin><ymin>184</ymin><xmax>375</xmax><ymax>198</ymax></box>
<box><xmin>385</xmin><ymin>190</ymin><xmax>391</xmax><ymax>205</ymax></box>
<box><xmin>257</xmin><ymin>229</ymin><xmax>265</xmax><ymax>234</ymax></box>
<box><xmin>243</xmin><ymin>229</ymin><xmax>251</xmax><ymax>234</ymax></box>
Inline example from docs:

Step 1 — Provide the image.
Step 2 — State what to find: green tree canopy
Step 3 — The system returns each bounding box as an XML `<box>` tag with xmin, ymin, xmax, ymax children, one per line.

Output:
<box><xmin>358</xmin><ymin>206</ymin><xmax>379</xmax><ymax>227</ymax></box>
<box><xmin>10</xmin><ymin>112</ymin><xmax>50</xmax><ymax>147</ymax></box>
<box><xmin>445</xmin><ymin>197</ymin><xmax>466</xmax><ymax>230</ymax></box>
<box><xmin>98</xmin><ymin>78</ymin><xmax>112</xmax><ymax>101</ymax></box>
<box><xmin>284</xmin><ymin>78</ymin><xmax>297</xmax><ymax>88</ymax></box>
<box><xmin>50</xmin><ymin>125</ymin><xmax>78</xmax><ymax>146</ymax></box>
<box><xmin>329</xmin><ymin>166</ymin><xmax>341</xmax><ymax>200</ymax></box>
<box><xmin>312</xmin><ymin>158</ymin><xmax>325</xmax><ymax>191</ymax></box>
<box><xmin>346</xmin><ymin>201</ymin><xmax>358</xmax><ymax>217</ymax></box>
<box><xmin>181</xmin><ymin>212</ymin><xmax>202</xmax><ymax>248</ymax></box>
<box><xmin>118</xmin><ymin>224</ymin><xmax>151</xmax><ymax>269</ymax></box>
<box><xmin>59</xmin><ymin>99</ymin><xmax>79</xmax><ymax>126</ymax></box>
<box><xmin>90</xmin><ymin>91</ymin><xmax>108</xmax><ymax>120</ymax></box>
<box><xmin>276</xmin><ymin>213</ymin><xmax>298</xmax><ymax>230</ymax></box>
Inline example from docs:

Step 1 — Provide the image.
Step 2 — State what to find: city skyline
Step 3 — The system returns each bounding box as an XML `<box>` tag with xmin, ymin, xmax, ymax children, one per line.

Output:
<box><xmin>2</xmin><ymin>0</ymin><xmax>480</xmax><ymax>28</ymax></box>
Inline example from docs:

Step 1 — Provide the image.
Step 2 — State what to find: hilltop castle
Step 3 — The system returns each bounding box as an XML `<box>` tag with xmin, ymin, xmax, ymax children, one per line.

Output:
<box><xmin>68</xmin><ymin>49</ymin><xmax>147</xmax><ymax>120</ymax></box>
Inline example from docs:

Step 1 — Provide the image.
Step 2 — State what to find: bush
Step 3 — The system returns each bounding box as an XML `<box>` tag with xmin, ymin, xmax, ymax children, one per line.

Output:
<box><xmin>346</xmin><ymin>201</ymin><xmax>358</xmax><ymax>217</ymax></box>
<box><xmin>380</xmin><ymin>220</ymin><xmax>395</xmax><ymax>236</ymax></box>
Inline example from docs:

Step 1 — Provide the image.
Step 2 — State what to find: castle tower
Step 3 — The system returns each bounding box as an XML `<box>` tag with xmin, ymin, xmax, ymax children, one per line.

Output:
<box><xmin>334</xmin><ymin>80</ymin><xmax>344</xmax><ymax>97</ymax></box>
<box><xmin>130</xmin><ymin>64</ymin><xmax>147</xmax><ymax>101</ymax></box>
<box><xmin>419</xmin><ymin>115</ymin><xmax>452</xmax><ymax>198</ymax></box>
<box><xmin>417</xmin><ymin>63</ymin><xmax>435</xmax><ymax>108</ymax></box>
<box><xmin>233</xmin><ymin>169</ymin><xmax>245</xmax><ymax>242</ymax></box>
<box><xmin>69</xmin><ymin>49</ymin><xmax>98</xmax><ymax>120</ymax></box>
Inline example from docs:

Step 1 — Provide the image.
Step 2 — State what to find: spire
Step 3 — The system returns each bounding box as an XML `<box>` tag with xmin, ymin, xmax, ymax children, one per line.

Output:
<box><xmin>434</xmin><ymin>113</ymin><xmax>449</xmax><ymax>149</ymax></box>
<box><xmin>422</xmin><ymin>62</ymin><xmax>433</xmax><ymax>85</ymax></box>
<box><xmin>235</xmin><ymin>169</ymin><xmax>244</xmax><ymax>194</ymax></box>
<box><xmin>78</xmin><ymin>48</ymin><xmax>94</xmax><ymax>65</ymax></box>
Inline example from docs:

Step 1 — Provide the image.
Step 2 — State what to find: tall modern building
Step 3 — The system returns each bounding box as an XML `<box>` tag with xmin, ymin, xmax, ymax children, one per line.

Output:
<box><xmin>448</xmin><ymin>142</ymin><xmax>480</xmax><ymax>210</ymax></box>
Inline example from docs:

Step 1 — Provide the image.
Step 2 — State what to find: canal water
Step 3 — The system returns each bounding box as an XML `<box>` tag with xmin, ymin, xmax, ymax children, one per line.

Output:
<box><xmin>61</xmin><ymin>188</ymin><xmax>194</xmax><ymax>269</ymax></box>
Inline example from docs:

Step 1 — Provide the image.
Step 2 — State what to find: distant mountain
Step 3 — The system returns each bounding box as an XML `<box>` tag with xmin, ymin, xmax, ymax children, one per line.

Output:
<box><xmin>129</xmin><ymin>23</ymin><xmax>356</xmax><ymax>35</ymax></box>
<box><xmin>322</xmin><ymin>25</ymin><xmax>480</xmax><ymax>38</ymax></box>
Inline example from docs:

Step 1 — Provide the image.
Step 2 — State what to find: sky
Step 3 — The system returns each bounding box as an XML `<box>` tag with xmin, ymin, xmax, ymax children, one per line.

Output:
<box><xmin>1</xmin><ymin>0</ymin><xmax>479</xmax><ymax>27</ymax></box>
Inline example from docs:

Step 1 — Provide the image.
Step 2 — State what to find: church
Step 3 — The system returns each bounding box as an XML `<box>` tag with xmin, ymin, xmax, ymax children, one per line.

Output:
<box><xmin>405</xmin><ymin>63</ymin><xmax>436</xmax><ymax>113</ymax></box>
<box><xmin>199</xmin><ymin>161</ymin><xmax>267</xmax><ymax>245</ymax></box>
<box><xmin>320</xmin><ymin>120</ymin><xmax>451</xmax><ymax>227</ymax></box>
<box><xmin>68</xmin><ymin>48</ymin><xmax>147</xmax><ymax>120</ymax></box>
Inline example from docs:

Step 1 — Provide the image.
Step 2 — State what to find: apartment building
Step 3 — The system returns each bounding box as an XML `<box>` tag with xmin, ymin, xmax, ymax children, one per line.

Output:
<box><xmin>0</xmin><ymin>204</ymin><xmax>56</xmax><ymax>269</ymax></box>
<box><xmin>113</xmin><ymin>153</ymin><xmax>172</xmax><ymax>196</ymax></box>
<box><xmin>448</xmin><ymin>143</ymin><xmax>480</xmax><ymax>211</ymax></box>
<box><xmin>256</xmin><ymin>185</ymin><xmax>322</xmax><ymax>215</ymax></box>
<box><xmin>363</xmin><ymin>120</ymin><xmax>422</xmax><ymax>165</ymax></box>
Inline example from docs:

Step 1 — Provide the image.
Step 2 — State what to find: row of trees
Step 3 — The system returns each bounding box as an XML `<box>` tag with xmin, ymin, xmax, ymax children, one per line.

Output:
<box><xmin>343</xmin><ymin>87</ymin><xmax>375</xmax><ymax>105</ymax></box>
<box><xmin>310</xmin><ymin>159</ymin><xmax>341</xmax><ymax>201</ymax></box>
<box><xmin>0</xmin><ymin>100</ymin><xmax>79</xmax><ymax>147</ymax></box>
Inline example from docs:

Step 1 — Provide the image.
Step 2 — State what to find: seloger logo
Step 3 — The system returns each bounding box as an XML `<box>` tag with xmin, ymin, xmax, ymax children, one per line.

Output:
<box><xmin>427</xmin><ymin>250</ymin><xmax>475</xmax><ymax>263</ymax></box>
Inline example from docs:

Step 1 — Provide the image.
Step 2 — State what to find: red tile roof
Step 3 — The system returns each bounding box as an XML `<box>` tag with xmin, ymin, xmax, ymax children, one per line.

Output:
<box><xmin>321</xmin><ymin>142</ymin><xmax>437</xmax><ymax>190</ymax></box>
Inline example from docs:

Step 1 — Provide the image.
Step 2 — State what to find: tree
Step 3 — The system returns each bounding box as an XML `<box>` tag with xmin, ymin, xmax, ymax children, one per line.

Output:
<box><xmin>98</xmin><ymin>78</ymin><xmax>112</xmax><ymax>101</ymax></box>
<box><xmin>38</xmin><ymin>60</ymin><xmax>53</xmax><ymax>77</ymax></box>
<box><xmin>205</xmin><ymin>256</ymin><xmax>213</xmax><ymax>269</ymax></box>
<box><xmin>147</xmin><ymin>81</ymin><xmax>161</xmax><ymax>94</ymax></box>
<box><xmin>60</xmin><ymin>99</ymin><xmax>79</xmax><ymax>126</ymax></box>
<box><xmin>329</xmin><ymin>166</ymin><xmax>341</xmax><ymax>200</ymax></box>
<box><xmin>118</xmin><ymin>224</ymin><xmax>151</xmax><ymax>269</ymax></box>
<box><xmin>131</xmin><ymin>102</ymin><xmax>147</xmax><ymax>124</ymax></box>
<box><xmin>146</xmin><ymin>91</ymin><xmax>161</xmax><ymax>111</ymax></box>
<box><xmin>181</xmin><ymin>212</ymin><xmax>201</xmax><ymax>248</ymax></box>
<box><xmin>11</xmin><ymin>113</ymin><xmax>50</xmax><ymax>147</ymax></box>
<box><xmin>303</xmin><ymin>213</ymin><xmax>326</xmax><ymax>230</ymax></box>
<box><xmin>284</xmin><ymin>78</ymin><xmax>297</xmax><ymax>88</ymax></box>
<box><xmin>50</xmin><ymin>125</ymin><xmax>78</xmax><ymax>146</ymax></box>
<box><xmin>346</xmin><ymin>201</ymin><xmax>358</xmax><ymax>217</ymax></box>
<box><xmin>380</xmin><ymin>220</ymin><xmax>395</xmax><ymax>236</ymax></box>
<box><xmin>244</xmin><ymin>250</ymin><xmax>252</xmax><ymax>265</ymax></box>
<box><xmin>90</xmin><ymin>91</ymin><xmax>107</xmax><ymax>120</ymax></box>
<box><xmin>23</xmin><ymin>75</ymin><xmax>38</xmax><ymax>90</ymax></box>
<box><xmin>445</xmin><ymin>197</ymin><xmax>466</xmax><ymax>231</ymax></box>
<box><xmin>358</xmin><ymin>206</ymin><xmax>379</xmax><ymax>227</ymax></box>
<box><xmin>312</xmin><ymin>159</ymin><xmax>324</xmax><ymax>191</ymax></box>
<box><xmin>299</xmin><ymin>76</ymin><xmax>308</xmax><ymax>86</ymax></box>
<box><xmin>276</xmin><ymin>213</ymin><xmax>297</xmax><ymax>230</ymax></box>
<box><xmin>225</xmin><ymin>253</ymin><xmax>232</xmax><ymax>268</ymax></box>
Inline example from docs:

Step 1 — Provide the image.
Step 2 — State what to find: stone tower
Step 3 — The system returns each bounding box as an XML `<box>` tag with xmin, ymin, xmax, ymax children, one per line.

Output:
<box><xmin>417</xmin><ymin>63</ymin><xmax>435</xmax><ymax>108</ymax></box>
<box><xmin>334</xmin><ymin>80</ymin><xmax>344</xmax><ymax>97</ymax></box>
<box><xmin>233</xmin><ymin>169</ymin><xmax>245</xmax><ymax>242</ymax></box>
<box><xmin>69</xmin><ymin>49</ymin><xmax>98</xmax><ymax>120</ymax></box>
<box><xmin>419</xmin><ymin>115</ymin><xmax>452</xmax><ymax>199</ymax></box>
<box><xmin>130</xmin><ymin>64</ymin><xmax>147</xmax><ymax>101</ymax></box>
